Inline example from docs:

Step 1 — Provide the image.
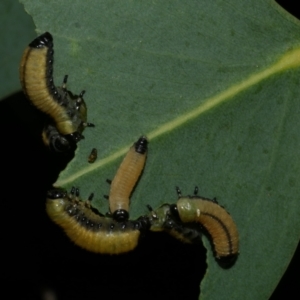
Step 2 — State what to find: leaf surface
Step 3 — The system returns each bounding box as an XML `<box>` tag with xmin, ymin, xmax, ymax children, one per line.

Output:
<box><xmin>19</xmin><ymin>1</ymin><xmax>300</xmax><ymax>299</ymax></box>
<box><xmin>0</xmin><ymin>0</ymin><xmax>35</xmax><ymax>99</ymax></box>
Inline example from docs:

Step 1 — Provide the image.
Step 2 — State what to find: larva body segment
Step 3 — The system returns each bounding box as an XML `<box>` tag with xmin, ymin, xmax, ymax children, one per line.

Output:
<box><xmin>176</xmin><ymin>197</ymin><xmax>239</xmax><ymax>259</ymax></box>
<box><xmin>46</xmin><ymin>188</ymin><xmax>149</xmax><ymax>254</ymax></box>
<box><xmin>109</xmin><ymin>136</ymin><xmax>148</xmax><ymax>221</ymax></box>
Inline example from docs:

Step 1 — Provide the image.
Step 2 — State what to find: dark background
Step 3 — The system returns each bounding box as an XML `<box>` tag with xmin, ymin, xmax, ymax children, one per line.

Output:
<box><xmin>1</xmin><ymin>1</ymin><xmax>299</xmax><ymax>299</ymax></box>
<box><xmin>268</xmin><ymin>0</ymin><xmax>300</xmax><ymax>297</ymax></box>
<box><xmin>1</xmin><ymin>92</ymin><xmax>207</xmax><ymax>300</ymax></box>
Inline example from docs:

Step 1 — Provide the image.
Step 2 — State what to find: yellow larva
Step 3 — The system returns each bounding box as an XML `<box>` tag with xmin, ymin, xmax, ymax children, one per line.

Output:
<box><xmin>176</xmin><ymin>187</ymin><xmax>239</xmax><ymax>261</ymax></box>
<box><xmin>20</xmin><ymin>32</ymin><xmax>94</xmax><ymax>151</ymax></box>
<box><xmin>108</xmin><ymin>136</ymin><xmax>148</xmax><ymax>222</ymax></box>
<box><xmin>46</xmin><ymin>188</ymin><xmax>150</xmax><ymax>254</ymax></box>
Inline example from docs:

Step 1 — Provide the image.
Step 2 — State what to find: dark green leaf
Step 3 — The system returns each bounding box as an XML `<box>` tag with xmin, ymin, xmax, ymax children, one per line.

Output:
<box><xmin>0</xmin><ymin>0</ymin><xmax>35</xmax><ymax>99</ymax></box>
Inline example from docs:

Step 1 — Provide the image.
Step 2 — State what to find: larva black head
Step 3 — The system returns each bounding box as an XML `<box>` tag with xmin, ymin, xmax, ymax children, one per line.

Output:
<box><xmin>29</xmin><ymin>32</ymin><xmax>53</xmax><ymax>48</ymax></box>
<box><xmin>47</xmin><ymin>188</ymin><xmax>67</xmax><ymax>199</ymax></box>
<box><xmin>43</xmin><ymin>124</ymin><xmax>77</xmax><ymax>152</ymax></box>
<box><xmin>112</xmin><ymin>209</ymin><xmax>130</xmax><ymax>222</ymax></box>
<box><xmin>168</xmin><ymin>203</ymin><xmax>192</xmax><ymax>228</ymax></box>
<box><xmin>134</xmin><ymin>136</ymin><xmax>148</xmax><ymax>154</ymax></box>
<box><xmin>169</xmin><ymin>204</ymin><xmax>180</xmax><ymax>219</ymax></box>
<box><xmin>66</xmin><ymin>132</ymin><xmax>85</xmax><ymax>143</ymax></box>
<box><xmin>136</xmin><ymin>216</ymin><xmax>151</xmax><ymax>231</ymax></box>
<box><xmin>43</xmin><ymin>122</ymin><xmax>86</xmax><ymax>152</ymax></box>
<box><xmin>216</xmin><ymin>254</ymin><xmax>239</xmax><ymax>269</ymax></box>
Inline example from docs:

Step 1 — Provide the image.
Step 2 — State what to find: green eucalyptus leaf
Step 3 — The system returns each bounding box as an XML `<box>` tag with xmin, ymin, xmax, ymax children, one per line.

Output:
<box><xmin>0</xmin><ymin>0</ymin><xmax>35</xmax><ymax>99</ymax></box>
<box><xmin>19</xmin><ymin>0</ymin><xmax>300</xmax><ymax>299</ymax></box>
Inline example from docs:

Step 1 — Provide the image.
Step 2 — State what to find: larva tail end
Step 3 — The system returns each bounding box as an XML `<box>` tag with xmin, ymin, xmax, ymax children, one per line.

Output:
<box><xmin>216</xmin><ymin>253</ymin><xmax>239</xmax><ymax>269</ymax></box>
<box><xmin>29</xmin><ymin>32</ymin><xmax>53</xmax><ymax>48</ymax></box>
<box><xmin>112</xmin><ymin>209</ymin><xmax>130</xmax><ymax>222</ymax></box>
<box><xmin>135</xmin><ymin>136</ymin><xmax>148</xmax><ymax>154</ymax></box>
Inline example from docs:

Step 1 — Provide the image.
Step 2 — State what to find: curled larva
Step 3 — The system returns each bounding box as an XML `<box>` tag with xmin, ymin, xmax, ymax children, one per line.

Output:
<box><xmin>147</xmin><ymin>204</ymin><xmax>202</xmax><ymax>244</ymax></box>
<box><xmin>108</xmin><ymin>136</ymin><xmax>148</xmax><ymax>222</ymax></box>
<box><xmin>20</xmin><ymin>32</ymin><xmax>94</xmax><ymax>152</ymax></box>
<box><xmin>175</xmin><ymin>187</ymin><xmax>239</xmax><ymax>263</ymax></box>
<box><xmin>88</xmin><ymin>148</ymin><xmax>98</xmax><ymax>163</ymax></box>
<box><xmin>46</xmin><ymin>187</ymin><xmax>150</xmax><ymax>254</ymax></box>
